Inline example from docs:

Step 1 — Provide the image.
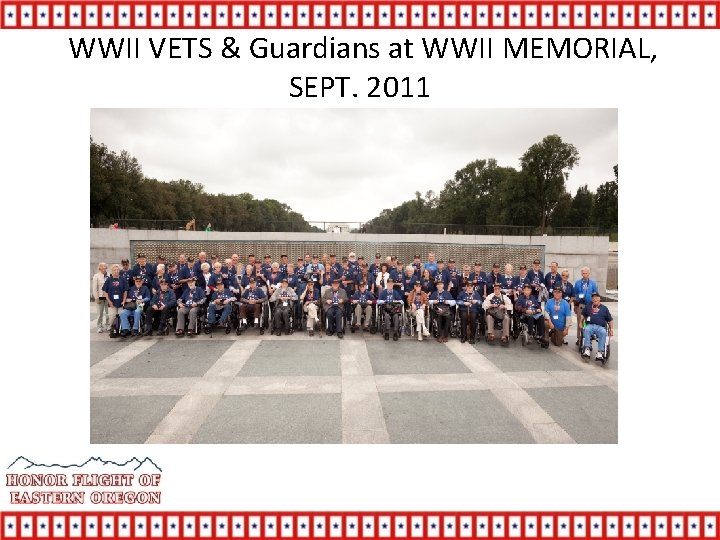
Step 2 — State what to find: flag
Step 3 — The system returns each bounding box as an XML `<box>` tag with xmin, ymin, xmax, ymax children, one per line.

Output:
<box><xmin>540</xmin><ymin>516</ymin><xmax>553</xmax><ymax>537</ymax></box>
<box><xmin>312</xmin><ymin>4</ymin><xmax>325</xmax><ymax>26</ymax></box>
<box><xmin>200</xmin><ymin>516</ymin><xmax>214</xmax><ymax>538</ymax></box>
<box><xmin>134</xmin><ymin>516</ymin><xmax>147</xmax><ymax>538</ymax></box>
<box><xmin>296</xmin><ymin>4</ymin><xmax>309</xmax><ymax>26</ymax></box>
<box><xmin>672</xmin><ymin>4</ymin><xmax>685</xmax><ymax>25</ymax></box>
<box><xmin>574</xmin><ymin>516</ymin><xmax>587</xmax><ymax>538</ymax></box>
<box><xmin>85</xmin><ymin>4</ymin><xmax>98</xmax><ymax>26</ymax></box>
<box><xmin>574</xmin><ymin>5</ymin><xmax>586</xmax><ymax>25</ymax></box>
<box><xmin>378</xmin><ymin>516</ymin><xmax>391</xmax><ymax>538</ymax></box>
<box><xmin>557</xmin><ymin>516</ymin><xmax>570</xmax><ymax>538</ymax></box>
<box><xmin>378</xmin><ymin>5</ymin><xmax>391</xmax><ymax>26</ymax></box>
<box><xmin>215</xmin><ymin>4</ymin><xmax>227</xmax><ymax>25</ymax></box>
<box><xmin>557</xmin><ymin>4</ymin><xmax>571</xmax><ymax>26</ymax></box>
<box><xmin>329</xmin><ymin>5</ymin><xmax>343</xmax><ymax>26</ymax></box>
<box><xmin>541</xmin><ymin>5</ymin><xmax>554</xmax><ymax>25</ymax></box>
<box><xmin>86</xmin><ymin>516</ymin><xmax>99</xmax><ymax>538</ymax></box>
<box><xmin>394</xmin><ymin>4</ymin><xmax>406</xmax><ymax>26</ymax></box>
<box><xmin>477</xmin><ymin>515</ymin><xmax>489</xmax><ymax>538</ymax></box>
<box><xmin>345</xmin><ymin>5</ymin><xmax>358</xmax><ymax>26</ymax></box>
<box><xmin>149</xmin><ymin>516</ymin><xmax>163</xmax><ymax>537</ymax></box>
<box><xmin>118</xmin><ymin>516</ymin><xmax>131</xmax><ymax>538</ymax></box>
<box><xmin>476</xmin><ymin>4</ymin><xmax>489</xmax><ymax>25</ymax></box>
<box><xmin>297</xmin><ymin>516</ymin><xmax>310</xmax><ymax>538</ymax></box>
<box><xmin>216</xmin><ymin>516</ymin><xmax>229</xmax><ymax>538</ymax></box>
<box><xmin>37</xmin><ymin>516</ymin><xmax>50</xmax><ymax>538</ymax></box>
<box><xmin>459</xmin><ymin>516</ymin><xmax>473</xmax><ymax>538</ymax></box>
<box><xmin>3</xmin><ymin>3</ymin><xmax>17</xmax><ymax>26</ymax></box>
<box><xmin>36</xmin><ymin>5</ymin><xmax>49</xmax><ymax>27</ymax></box>
<box><xmin>525</xmin><ymin>516</ymin><xmax>538</xmax><ymax>538</ymax></box>
<box><xmin>508</xmin><ymin>516</ymin><xmax>522</xmax><ymax>538</ymax></box>
<box><xmin>443</xmin><ymin>4</ymin><xmax>456</xmax><ymax>26</ymax></box>
<box><xmin>231</xmin><ymin>5</ymin><xmax>244</xmax><ymax>26</ymax></box>
<box><xmin>426</xmin><ymin>5</ymin><xmax>439</xmax><ymax>26</ymax></box>
<box><xmin>264</xmin><ymin>4</ymin><xmax>276</xmax><ymax>26</ymax></box>
<box><xmin>492</xmin><ymin>516</ymin><xmax>504</xmax><ymax>537</ymax></box>
<box><xmin>346</xmin><ymin>516</ymin><xmax>359</xmax><ymax>538</ymax></box>
<box><xmin>230</xmin><ymin>515</ymin><xmax>244</xmax><ymax>537</ymax></box>
<box><xmin>492</xmin><ymin>4</ymin><xmax>504</xmax><ymax>26</ymax></box>
<box><xmin>606</xmin><ymin>4</ymin><xmax>619</xmax><ymax>25</ymax></box>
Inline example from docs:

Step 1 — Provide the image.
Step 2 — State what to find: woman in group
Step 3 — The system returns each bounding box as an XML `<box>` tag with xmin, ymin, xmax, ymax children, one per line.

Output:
<box><xmin>419</xmin><ymin>268</ymin><xmax>435</xmax><ymax>296</ymax></box>
<box><xmin>375</xmin><ymin>262</ymin><xmax>391</xmax><ymax>291</ymax></box>
<box><xmin>101</xmin><ymin>263</ymin><xmax>127</xmax><ymax>333</ymax></box>
<box><xmin>92</xmin><ymin>262</ymin><xmax>109</xmax><ymax>332</ymax></box>
<box><xmin>150</xmin><ymin>263</ymin><xmax>166</xmax><ymax>294</ymax></box>
<box><xmin>198</xmin><ymin>262</ymin><xmax>213</xmax><ymax>299</ymax></box>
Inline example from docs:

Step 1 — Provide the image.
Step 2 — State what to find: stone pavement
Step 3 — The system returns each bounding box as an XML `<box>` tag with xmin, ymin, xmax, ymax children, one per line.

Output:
<box><xmin>90</xmin><ymin>303</ymin><xmax>618</xmax><ymax>444</ymax></box>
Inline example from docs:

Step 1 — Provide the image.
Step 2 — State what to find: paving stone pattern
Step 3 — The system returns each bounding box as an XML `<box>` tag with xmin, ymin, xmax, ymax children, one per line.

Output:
<box><xmin>90</xmin><ymin>304</ymin><xmax>618</xmax><ymax>444</ymax></box>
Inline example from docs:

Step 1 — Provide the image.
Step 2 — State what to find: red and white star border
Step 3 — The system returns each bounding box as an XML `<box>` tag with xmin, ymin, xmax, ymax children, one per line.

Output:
<box><xmin>1</xmin><ymin>512</ymin><xmax>719</xmax><ymax>539</ymax></box>
<box><xmin>1</xmin><ymin>1</ymin><xmax>718</xmax><ymax>29</ymax></box>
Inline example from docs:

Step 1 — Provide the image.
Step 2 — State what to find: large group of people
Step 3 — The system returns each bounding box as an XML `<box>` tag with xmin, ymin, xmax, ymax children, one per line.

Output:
<box><xmin>91</xmin><ymin>250</ymin><xmax>612</xmax><ymax>360</ymax></box>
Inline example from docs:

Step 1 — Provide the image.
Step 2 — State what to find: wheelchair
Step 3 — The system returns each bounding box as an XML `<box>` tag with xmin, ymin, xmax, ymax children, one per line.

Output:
<box><xmin>173</xmin><ymin>303</ymin><xmax>205</xmax><ymax>337</ymax></box>
<box><xmin>114</xmin><ymin>304</ymin><xmax>148</xmax><ymax>338</ymax></box>
<box><xmin>269</xmin><ymin>299</ymin><xmax>295</xmax><ymax>336</ymax></box>
<box><xmin>350</xmin><ymin>302</ymin><xmax>377</xmax><ymax>334</ymax></box>
<box><xmin>378</xmin><ymin>301</ymin><xmax>404</xmax><ymax>340</ymax></box>
<box><xmin>429</xmin><ymin>303</ymin><xmax>453</xmax><ymax>340</ymax></box>
<box><xmin>518</xmin><ymin>314</ymin><xmax>549</xmax><ymax>348</ymax></box>
<box><xmin>144</xmin><ymin>305</ymin><xmax>177</xmax><ymax>336</ymax></box>
<box><xmin>236</xmin><ymin>301</ymin><xmax>269</xmax><ymax>336</ymax></box>
<box><xmin>204</xmin><ymin>300</ymin><xmax>236</xmax><ymax>336</ymax></box>
<box><xmin>578</xmin><ymin>323</ymin><xmax>611</xmax><ymax>365</ymax></box>
<box><xmin>485</xmin><ymin>308</ymin><xmax>513</xmax><ymax>346</ymax></box>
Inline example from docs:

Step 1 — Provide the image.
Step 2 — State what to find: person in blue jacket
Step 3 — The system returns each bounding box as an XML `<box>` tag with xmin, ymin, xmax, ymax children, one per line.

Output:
<box><xmin>429</xmin><ymin>280</ymin><xmax>456</xmax><ymax>342</ymax></box>
<box><xmin>544</xmin><ymin>285</ymin><xmax>572</xmax><ymax>346</ymax></box>
<box><xmin>573</xmin><ymin>266</ymin><xmax>600</xmax><ymax>345</ymax></box>
<box><xmin>526</xmin><ymin>258</ymin><xmax>545</xmax><ymax>300</ymax></box>
<box><xmin>131</xmin><ymin>254</ymin><xmax>155</xmax><ymax>287</ymax></box>
<box><xmin>350</xmin><ymin>281</ymin><xmax>376</xmax><ymax>331</ymax></box>
<box><xmin>469</xmin><ymin>262</ymin><xmax>488</xmax><ymax>298</ymax></box>
<box><xmin>205</xmin><ymin>278</ymin><xmax>237</xmax><ymax>330</ymax></box>
<box><xmin>102</xmin><ymin>264</ymin><xmax>128</xmax><ymax>332</ymax></box>
<box><xmin>515</xmin><ymin>283</ymin><xmax>549</xmax><ymax>348</ymax></box>
<box><xmin>120</xmin><ymin>258</ymin><xmax>133</xmax><ymax>289</ymax></box>
<box><xmin>120</xmin><ymin>276</ymin><xmax>151</xmax><ymax>337</ymax></box>
<box><xmin>581</xmin><ymin>291</ymin><xmax>614</xmax><ymax>362</ymax></box>
<box><xmin>144</xmin><ymin>280</ymin><xmax>177</xmax><ymax>336</ymax></box>
<box><xmin>175</xmin><ymin>276</ymin><xmax>205</xmax><ymax>337</ymax></box>
<box><xmin>544</xmin><ymin>261</ymin><xmax>562</xmax><ymax>293</ymax></box>
<box><xmin>457</xmin><ymin>281</ymin><xmax>482</xmax><ymax>344</ymax></box>
<box><xmin>377</xmin><ymin>278</ymin><xmax>404</xmax><ymax>341</ymax></box>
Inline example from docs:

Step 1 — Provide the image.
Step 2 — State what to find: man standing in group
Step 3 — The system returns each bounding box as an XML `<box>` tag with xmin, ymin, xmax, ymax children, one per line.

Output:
<box><xmin>544</xmin><ymin>261</ymin><xmax>562</xmax><ymax>293</ymax></box>
<box><xmin>573</xmin><ymin>266</ymin><xmax>599</xmax><ymax>346</ymax></box>
<box><xmin>425</xmin><ymin>252</ymin><xmax>438</xmax><ymax>276</ymax></box>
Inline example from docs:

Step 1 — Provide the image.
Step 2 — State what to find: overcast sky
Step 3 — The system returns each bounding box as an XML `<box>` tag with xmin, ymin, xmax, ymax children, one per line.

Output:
<box><xmin>91</xmin><ymin>109</ymin><xmax>617</xmax><ymax>224</ymax></box>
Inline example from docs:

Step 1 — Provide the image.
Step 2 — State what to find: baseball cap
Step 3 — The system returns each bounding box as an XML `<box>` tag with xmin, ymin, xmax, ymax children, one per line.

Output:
<box><xmin>533</xmin><ymin>258</ymin><xmax>541</xmax><ymax>264</ymax></box>
<box><xmin>591</xmin><ymin>291</ymin><xmax>601</xmax><ymax>297</ymax></box>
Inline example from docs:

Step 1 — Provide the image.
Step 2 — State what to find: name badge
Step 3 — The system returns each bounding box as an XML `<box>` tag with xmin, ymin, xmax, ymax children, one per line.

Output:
<box><xmin>283</xmin><ymin>301</ymin><xmax>288</xmax><ymax>307</ymax></box>
<box><xmin>113</xmin><ymin>295</ymin><xmax>119</xmax><ymax>300</ymax></box>
<box><xmin>579</xmin><ymin>293</ymin><xmax>585</xmax><ymax>299</ymax></box>
<box><xmin>553</xmin><ymin>315</ymin><xmax>559</xmax><ymax>320</ymax></box>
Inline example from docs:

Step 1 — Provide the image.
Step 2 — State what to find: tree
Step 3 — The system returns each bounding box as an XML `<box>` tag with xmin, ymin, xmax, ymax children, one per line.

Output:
<box><xmin>591</xmin><ymin>164</ymin><xmax>618</xmax><ymax>232</ymax></box>
<box><xmin>519</xmin><ymin>135</ymin><xmax>580</xmax><ymax>233</ymax></box>
<box><xmin>436</xmin><ymin>159</ymin><xmax>505</xmax><ymax>227</ymax></box>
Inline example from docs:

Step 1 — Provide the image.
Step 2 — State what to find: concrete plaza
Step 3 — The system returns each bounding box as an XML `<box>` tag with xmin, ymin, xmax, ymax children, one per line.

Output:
<box><xmin>90</xmin><ymin>303</ymin><xmax>618</xmax><ymax>444</ymax></box>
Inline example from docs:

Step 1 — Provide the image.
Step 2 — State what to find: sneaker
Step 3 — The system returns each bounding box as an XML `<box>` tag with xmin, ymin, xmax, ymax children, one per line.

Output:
<box><xmin>596</xmin><ymin>352</ymin><xmax>604</xmax><ymax>361</ymax></box>
<box><xmin>582</xmin><ymin>347</ymin><xmax>591</xmax><ymax>358</ymax></box>
<box><xmin>97</xmin><ymin>327</ymin><xmax>103</xmax><ymax>333</ymax></box>
<box><xmin>423</xmin><ymin>330</ymin><xmax>431</xmax><ymax>337</ymax></box>
<box><xmin>418</xmin><ymin>333</ymin><xmax>422</xmax><ymax>341</ymax></box>
<box><xmin>175</xmin><ymin>330</ymin><xmax>184</xmax><ymax>337</ymax></box>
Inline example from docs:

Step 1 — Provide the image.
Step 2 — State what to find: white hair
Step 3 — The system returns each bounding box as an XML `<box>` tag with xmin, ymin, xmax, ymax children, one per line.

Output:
<box><xmin>201</xmin><ymin>262</ymin><xmax>211</xmax><ymax>271</ymax></box>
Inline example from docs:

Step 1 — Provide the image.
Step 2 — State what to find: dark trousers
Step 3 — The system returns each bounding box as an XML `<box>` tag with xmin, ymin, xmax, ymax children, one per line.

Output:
<box><xmin>146</xmin><ymin>307</ymin><xmax>172</xmax><ymax>331</ymax></box>
<box><xmin>436</xmin><ymin>314</ymin><xmax>450</xmax><ymax>338</ymax></box>
<box><xmin>383</xmin><ymin>311</ymin><xmax>400</xmax><ymax>334</ymax></box>
<box><xmin>274</xmin><ymin>306</ymin><xmax>291</xmax><ymax>330</ymax></box>
<box><xmin>326</xmin><ymin>305</ymin><xmax>343</xmax><ymax>333</ymax></box>
<box><xmin>524</xmin><ymin>315</ymin><xmax>546</xmax><ymax>337</ymax></box>
<box><xmin>459</xmin><ymin>309</ymin><xmax>477</xmax><ymax>339</ymax></box>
